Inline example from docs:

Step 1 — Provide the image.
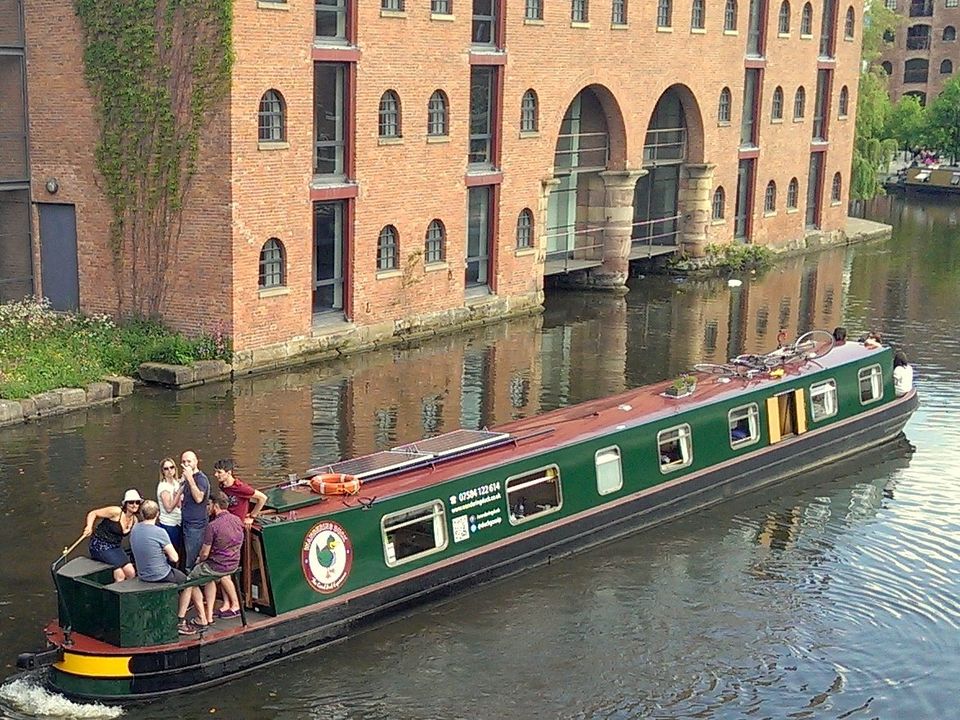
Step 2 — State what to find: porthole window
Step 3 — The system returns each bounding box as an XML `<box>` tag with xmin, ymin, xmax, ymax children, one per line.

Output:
<box><xmin>506</xmin><ymin>465</ymin><xmax>562</xmax><ymax>524</ymax></box>
<box><xmin>810</xmin><ymin>379</ymin><xmax>838</xmax><ymax>420</ymax></box>
<box><xmin>729</xmin><ymin>404</ymin><xmax>760</xmax><ymax>448</ymax></box>
<box><xmin>382</xmin><ymin>500</ymin><xmax>447</xmax><ymax>567</ymax></box>
<box><xmin>595</xmin><ymin>446</ymin><xmax>623</xmax><ymax>495</ymax></box>
<box><xmin>258</xmin><ymin>238</ymin><xmax>285</xmax><ymax>288</ymax></box>
<box><xmin>658</xmin><ymin>424</ymin><xmax>693</xmax><ymax>472</ymax></box>
<box><xmin>858</xmin><ymin>364</ymin><xmax>883</xmax><ymax>404</ymax></box>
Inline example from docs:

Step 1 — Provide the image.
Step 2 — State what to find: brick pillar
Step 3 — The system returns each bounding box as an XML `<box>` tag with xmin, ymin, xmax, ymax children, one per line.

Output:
<box><xmin>570</xmin><ymin>168</ymin><xmax>646</xmax><ymax>292</ymax></box>
<box><xmin>680</xmin><ymin>163</ymin><xmax>716</xmax><ymax>258</ymax></box>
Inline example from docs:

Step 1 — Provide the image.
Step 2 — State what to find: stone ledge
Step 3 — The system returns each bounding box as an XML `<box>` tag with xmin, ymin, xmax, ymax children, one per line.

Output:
<box><xmin>0</xmin><ymin>375</ymin><xmax>135</xmax><ymax>428</ymax></box>
<box><xmin>137</xmin><ymin>360</ymin><xmax>232</xmax><ymax>389</ymax></box>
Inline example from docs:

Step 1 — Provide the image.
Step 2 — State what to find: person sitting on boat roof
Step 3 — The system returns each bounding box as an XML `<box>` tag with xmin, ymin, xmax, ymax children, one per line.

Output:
<box><xmin>188</xmin><ymin>491</ymin><xmax>244</xmax><ymax>624</ymax></box>
<box><xmin>832</xmin><ymin>326</ymin><xmax>847</xmax><ymax>344</ymax></box>
<box><xmin>860</xmin><ymin>330</ymin><xmax>883</xmax><ymax>349</ymax></box>
<box><xmin>893</xmin><ymin>350</ymin><xmax>914</xmax><ymax>397</ymax></box>
<box><xmin>213</xmin><ymin>458</ymin><xmax>267</xmax><ymax>528</ymax></box>
<box><xmin>180</xmin><ymin>450</ymin><xmax>210</xmax><ymax>572</ymax></box>
<box><xmin>130</xmin><ymin>500</ymin><xmax>208</xmax><ymax>636</ymax></box>
<box><xmin>81</xmin><ymin>489</ymin><xmax>141</xmax><ymax>583</ymax></box>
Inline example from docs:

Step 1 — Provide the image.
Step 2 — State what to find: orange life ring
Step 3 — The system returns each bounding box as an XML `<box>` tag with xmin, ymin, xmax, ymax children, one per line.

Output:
<box><xmin>309</xmin><ymin>473</ymin><xmax>361</xmax><ymax>496</ymax></box>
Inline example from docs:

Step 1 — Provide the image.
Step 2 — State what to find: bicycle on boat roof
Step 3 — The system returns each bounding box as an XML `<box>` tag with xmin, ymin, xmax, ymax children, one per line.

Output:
<box><xmin>692</xmin><ymin>329</ymin><xmax>836</xmax><ymax>379</ymax></box>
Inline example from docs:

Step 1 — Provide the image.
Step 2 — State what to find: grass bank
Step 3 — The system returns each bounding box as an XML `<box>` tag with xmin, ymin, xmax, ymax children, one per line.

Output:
<box><xmin>0</xmin><ymin>298</ymin><xmax>231</xmax><ymax>399</ymax></box>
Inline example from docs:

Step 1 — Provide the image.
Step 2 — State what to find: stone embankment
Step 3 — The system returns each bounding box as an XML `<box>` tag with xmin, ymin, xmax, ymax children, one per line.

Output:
<box><xmin>0</xmin><ymin>376</ymin><xmax>133</xmax><ymax>428</ymax></box>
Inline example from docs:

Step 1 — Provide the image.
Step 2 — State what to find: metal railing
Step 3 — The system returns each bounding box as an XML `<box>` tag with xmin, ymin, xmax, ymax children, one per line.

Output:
<box><xmin>543</xmin><ymin>226</ymin><xmax>605</xmax><ymax>274</ymax></box>
<box><xmin>631</xmin><ymin>215</ymin><xmax>682</xmax><ymax>254</ymax></box>
<box><xmin>643</xmin><ymin>127</ymin><xmax>687</xmax><ymax>165</ymax></box>
<box><xmin>553</xmin><ymin>132</ymin><xmax>610</xmax><ymax>172</ymax></box>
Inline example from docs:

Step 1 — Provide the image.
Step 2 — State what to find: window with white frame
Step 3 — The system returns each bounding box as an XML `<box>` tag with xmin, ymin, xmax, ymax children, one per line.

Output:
<box><xmin>377</xmin><ymin>225</ymin><xmax>399</xmax><ymax>271</ymax></box>
<box><xmin>507</xmin><ymin>465</ymin><xmax>562</xmax><ymax>523</ymax></box>
<box><xmin>728</xmin><ymin>404</ymin><xmax>759</xmax><ymax>448</ymax></box>
<box><xmin>810</xmin><ymin>379</ymin><xmax>838</xmax><ymax>420</ymax></box>
<box><xmin>425</xmin><ymin>219</ymin><xmax>446</xmax><ymax>263</ymax></box>
<box><xmin>382</xmin><ymin>501</ymin><xmax>447</xmax><ymax>567</ymax></box>
<box><xmin>658</xmin><ymin>424</ymin><xmax>693</xmax><ymax>472</ymax></box>
<box><xmin>596</xmin><ymin>446</ymin><xmax>623</xmax><ymax>495</ymax></box>
<box><xmin>858</xmin><ymin>364</ymin><xmax>883</xmax><ymax>404</ymax></box>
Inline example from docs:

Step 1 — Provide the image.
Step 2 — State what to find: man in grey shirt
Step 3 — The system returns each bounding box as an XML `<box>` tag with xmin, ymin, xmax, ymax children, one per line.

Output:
<box><xmin>130</xmin><ymin>500</ymin><xmax>208</xmax><ymax>635</ymax></box>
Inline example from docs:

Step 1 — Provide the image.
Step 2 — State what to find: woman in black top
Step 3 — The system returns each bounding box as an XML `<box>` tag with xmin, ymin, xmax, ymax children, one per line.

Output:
<box><xmin>82</xmin><ymin>489</ymin><xmax>142</xmax><ymax>583</ymax></box>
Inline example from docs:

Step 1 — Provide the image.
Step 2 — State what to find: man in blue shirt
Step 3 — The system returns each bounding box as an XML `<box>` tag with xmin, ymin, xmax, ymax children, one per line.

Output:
<box><xmin>130</xmin><ymin>500</ymin><xmax>207</xmax><ymax>635</ymax></box>
<box><xmin>180</xmin><ymin>450</ymin><xmax>210</xmax><ymax>572</ymax></box>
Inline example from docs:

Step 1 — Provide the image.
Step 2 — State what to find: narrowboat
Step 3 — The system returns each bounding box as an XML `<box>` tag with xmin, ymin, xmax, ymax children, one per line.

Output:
<box><xmin>16</xmin><ymin>334</ymin><xmax>918</xmax><ymax>701</ymax></box>
<box><xmin>894</xmin><ymin>164</ymin><xmax>960</xmax><ymax>193</ymax></box>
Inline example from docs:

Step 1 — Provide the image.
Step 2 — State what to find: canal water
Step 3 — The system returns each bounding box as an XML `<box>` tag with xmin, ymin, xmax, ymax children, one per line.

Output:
<box><xmin>1</xmin><ymin>195</ymin><xmax>958</xmax><ymax>718</ymax></box>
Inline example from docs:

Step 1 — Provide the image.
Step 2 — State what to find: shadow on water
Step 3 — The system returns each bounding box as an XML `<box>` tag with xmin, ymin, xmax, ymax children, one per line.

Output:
<box><xmin>2</xmin><ymin>194</ymin><xmax>960</xmax><ymax>717</ymax></box>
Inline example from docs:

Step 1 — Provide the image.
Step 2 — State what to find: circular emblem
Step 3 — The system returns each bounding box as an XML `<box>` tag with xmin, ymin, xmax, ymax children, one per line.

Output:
<box><xmin>302</xmin><ymin>520</ymin><xmax>353</xmax><ymax>594</ymax></box>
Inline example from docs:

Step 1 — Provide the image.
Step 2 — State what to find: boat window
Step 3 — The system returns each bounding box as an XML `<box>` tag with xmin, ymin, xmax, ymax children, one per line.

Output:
<box><xmin>858</xmin><ymin>364</ymin><xmax>883</xmax><ymax>404</ymax></box>
<box><xmin>595</xmin><ymin>446</ymin><xmax>623</xmax><ymax>495</ymax></box>
<box><xmin>506</xmin><ymin>465</ymin><xmax>562</xmax><ymax>524</ymax></box>
<box><xmin>809</xmin><ymin>379</ymin><xmax>838</xmax><ymax>420</ymax></box>
<box><xmin>382</xmin><ymin>500</ymin><xmax>448</xmax><ymax>567</ymax></box>
<box><xmin>728</xmin><ymin>404</ymin><xmax>760</xmax><ymax>448</ymax></box>
<box><xmin>658</xmin><ymin>424</ymin><xmax>693</xmax><ymax>472</ymax></box>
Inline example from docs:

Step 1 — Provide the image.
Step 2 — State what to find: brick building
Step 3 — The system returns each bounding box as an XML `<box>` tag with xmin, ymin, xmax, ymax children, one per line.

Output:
<box><xmin>12</xmin><ymin>0</ymin><xmax>861</xmax><ymax>371</ymax></box>
<box><xmin>878</xmin><ymin>0</ymin><xmax>960</xmax><ymax>104</ymax></box>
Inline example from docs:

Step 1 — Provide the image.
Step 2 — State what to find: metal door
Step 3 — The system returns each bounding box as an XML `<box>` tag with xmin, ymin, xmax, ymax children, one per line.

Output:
<box><xmin>38</xmin><ymin>203</ymin><xmax>79</xmax><ymax>311</ymax></box>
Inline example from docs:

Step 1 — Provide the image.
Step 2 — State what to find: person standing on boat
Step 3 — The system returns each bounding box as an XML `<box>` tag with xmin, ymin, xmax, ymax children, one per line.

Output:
<box><xmin>156</xmin><ymin>458</ymin><xmax>183</xmax><ymax>552</ymax></box>
<box><xmin>81</xmin><ymin>489</ymin><xmax>141</xmax><ymax>583</ymax></box>
<box><xmin>188</xmin><ymin>492</ymin><xmax>244</xmax><ymax>624</ymax></box>
<box><xmin>180</xmin><ymin>450</ymin><xmax>210</xmax><ymax>572</ymax></box>
<box><xmin>213</xmin><ymin>458</ymin><xmax>267</xmax><ymax>527</ymax></box>
<box><xmin>129</xmin><ymin>500</ymin><xmax>208</xmax><ymax>636</ymax></box>
<box><xmin>893</xmin><ymin>350</ymin><xmax>914</xmax><ymax>396</ymax></box>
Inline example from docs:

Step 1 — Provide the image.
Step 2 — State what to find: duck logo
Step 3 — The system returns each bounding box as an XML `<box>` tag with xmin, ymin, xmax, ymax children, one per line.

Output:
<box><xmin>302</xmin><ymin>521</ymin><xmax>353</xmax><ymax>594</ymax></box>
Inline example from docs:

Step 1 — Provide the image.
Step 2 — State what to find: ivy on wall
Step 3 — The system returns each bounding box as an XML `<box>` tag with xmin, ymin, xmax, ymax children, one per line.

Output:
<box><xmin>75</xmin><ymin>0</ymin><xmax>233</xmax><ymax>318</ymax></box>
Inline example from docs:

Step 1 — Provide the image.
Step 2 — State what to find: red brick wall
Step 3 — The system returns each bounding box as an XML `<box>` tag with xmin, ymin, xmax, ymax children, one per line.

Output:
<box><xmin>880</xmin><ymin>5</ymin><xmax>960</xmax><ymax>103</ymax></box>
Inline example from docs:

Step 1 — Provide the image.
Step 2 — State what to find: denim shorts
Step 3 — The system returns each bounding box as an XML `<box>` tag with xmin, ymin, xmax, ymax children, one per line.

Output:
<box><xmin>89</xmin><ymin>538</ymin><xmax>130</xmax><ymax>569</ymax></box>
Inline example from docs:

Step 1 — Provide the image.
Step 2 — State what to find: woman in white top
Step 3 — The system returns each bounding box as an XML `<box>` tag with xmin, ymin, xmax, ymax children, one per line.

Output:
<box><xmin>893</xmin><ymin>350</ymin><xmax>914</xmax><ymax>396</ymax></box>
<box><xmin>157</xmin><ymin>457</ymin><xmax>184</xmax><ymax>549</ymax></box>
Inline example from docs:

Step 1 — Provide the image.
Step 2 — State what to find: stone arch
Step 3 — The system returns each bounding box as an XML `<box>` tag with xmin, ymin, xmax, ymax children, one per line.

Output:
<box><xmin>642</xmin><ymin>83</ymin><xmax>706</xmax><ymax>164</ymax></box>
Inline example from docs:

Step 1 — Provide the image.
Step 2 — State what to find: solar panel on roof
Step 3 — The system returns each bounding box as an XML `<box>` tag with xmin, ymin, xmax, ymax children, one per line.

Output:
<box><xmin>394</xmin><ymin>428</ymin><xmax>512</xmax><ymax>458</ymax></box>
<box><xmin>306</xmin><ymin>450</ymin><xmax>431</xmax><ymax>480</ymax></box>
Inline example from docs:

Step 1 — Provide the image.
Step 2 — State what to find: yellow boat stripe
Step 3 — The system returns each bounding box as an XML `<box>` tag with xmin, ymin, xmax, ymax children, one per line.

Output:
<box><xmin>54</xmin><ymin>652</ymin><xmax>133</xmax><ymax>678</ymax></box>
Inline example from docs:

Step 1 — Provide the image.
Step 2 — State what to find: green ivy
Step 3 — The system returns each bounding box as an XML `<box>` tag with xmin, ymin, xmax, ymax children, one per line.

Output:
<box><xmin>75</xmin><ymin>0</ymin><xmax>233</xmax><ymax>316</ymax></box>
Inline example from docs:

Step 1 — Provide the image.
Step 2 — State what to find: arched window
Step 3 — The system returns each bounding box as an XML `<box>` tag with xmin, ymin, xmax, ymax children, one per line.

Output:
<box><xmin>377</xmin><ymin>225</ymin><xmax>399</xmax><ymax>271</ymax></box>
<box><xmin>718</xmin><ymin>87</ymin><xmax>732</xmax><ymax>123</ymax></box>
<box><xmin>520</xmin><ymin>90</ymin><xmax>539</xmax><ymax>132</ymax></box>
<box><xmin>516</xmin><ymin>209</ymin><xmax>534</xmax><ymax>249</ymax></box>
<box><xmin>778</xmin><ymin>1</ymin><xmax>791</xmax><ymax>32</ymax></box>
<box><xmin>801</xmin><ymin>2</ymin><xmax>813</xmax><ymax>34</ymax></box>
<box><xmin>712</xmin><ymin>187</ymin><xmax>726</xmax><ymax>219</ymax></box>
<box><xmin>904</xmin><ymin>58</ymin><xmax>929</xmax><ymax>83</ymax></box>
<box><xmin>794</xmin><ymin>86</ymin><xmax>806</xmax><ymax>119</ymax></box>
<box><xmin>258</xmin><ymin>238</ymin><xmax>285</xmax><ymax>288</ymax></box>
<box><xmin>838</xmin><ymin>86</ymin><xmax>849</xmax><ymax>116</ymax></box>
<box><xmin>427</xmin><ymin>90</ymin><xmax>448</xmax><ymax>136</ymax></box>
<box><xmin>772</xmin><ymin>86</ymin><xmax>784</xmax><ymax>120</ymax></box>
<box><xmin>942</xmin><ymin>59</ymin><xmax>954</xmax><ymax>74</ymax></box>
<box><xmin>764</xmin><ymin>181</ymin><xmax>777</xmax><ymax>212</ymax></box>
<box><xmin>787</xmin><ymin>178</ymin><xmax>799</xmax><ymax>208</ymax></box>
<box><xmin>724</xmin><ymin>0</ymin><xmax>738</xmax><ymax>30</ymax></box>
<box><xmin>658</xmin><ymin>0</ymin><xmax>673</xmax><ymax>27</ymax></box>
<box><xmin>844</xmin><ymin>7</ymin><xmax>855</xmax><ymax>39</ymax></box>
<box><xmin>944</xmin><ymin>26</ymin><xmax>957</xmax><ymax>41</ymax></box>
<box><xmin>379</xmin><ymin>91</ymin><xmax>401</xmax><ymax>138</ymax></box>
<box><xmin>881</xmin><ymin>60</ymin><xmax>893</xmax><ymax>75</ymax></box>
<box><xmin>258</xmin><ymin>90</ymin><xmax>285</xmax><ymax>142</ymax></box>
<box><xmin>425</xmin><ymin>219</ymin><xmax>446</xmax><ymax>263</ymax></box>
<box><xmin>692</xmin><ymin>0</ymin><xmax>706</xmax><ymax>29</ymax></box>
<box><xmin>831</xmin><ymin>172</ymin><xmax>842</xmax><ymax>202</ymax></box>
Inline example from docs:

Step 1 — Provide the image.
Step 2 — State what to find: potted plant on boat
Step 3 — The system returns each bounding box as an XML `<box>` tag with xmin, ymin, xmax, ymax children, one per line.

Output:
<box><xmin>663</xmin><ymin>373</ymin><xmax>697</xmax><ymax>398</ymax></box>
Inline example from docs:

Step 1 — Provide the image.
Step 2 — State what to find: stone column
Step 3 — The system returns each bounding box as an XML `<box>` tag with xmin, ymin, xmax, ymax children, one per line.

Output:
<box><xmin>680</xmin><ymin>163</ymin><xmax>716</xmax><ymax>258</ymax></box>
<box><xmin>580</xmin><ymin>168</ymin><xmax>646</xmax><ymax>292</ymax></box>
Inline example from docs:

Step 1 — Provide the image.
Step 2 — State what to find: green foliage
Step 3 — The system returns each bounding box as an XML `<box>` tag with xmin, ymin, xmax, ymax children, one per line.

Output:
<box><xmin>924</xmin><ymin>74</ymin><xmax>960</xmax><ymax>161</ymax></box>
<box><xmin>74</xmin><ymin>0</ymin><xmax>233</xmax><ymax>317</ymax></box>
<box><xmin>0</xmin><ymin>298</ymin><xmax>231</xmax><ymax>399</ymax></box>
<box><xmin>885</xmin><ymin>95</ymin><xmax>927</xmax><ymax>152</ymax></box>
<box><xmin>862</xmin><ymin>0</ymin><xmax>900</xmax><ymax>63</ymax></box>
<box><xmin>702</xmin><ymin>243</ymin><xmax>774</xmax><ymax>272</ymax></box>
<box><xmin>851</xmin><ymin>67</ymin><xmax>897</xmax><ymax>200</ymax></box>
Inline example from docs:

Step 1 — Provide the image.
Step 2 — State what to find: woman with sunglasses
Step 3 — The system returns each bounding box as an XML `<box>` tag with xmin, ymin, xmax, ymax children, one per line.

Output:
<box><xmin>157</xmin><ymin>458</ymin><xmax>184</xmax><ymax>550</ymax></box>
<box><xmin>81</xmin><ymin>489</ymin><xmax>142</xmax><ymax>583</ymax></box>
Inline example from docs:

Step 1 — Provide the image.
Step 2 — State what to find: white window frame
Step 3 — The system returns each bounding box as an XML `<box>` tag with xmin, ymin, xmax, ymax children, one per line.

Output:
<box><xmin>381</xmin><ymin>500</ymin><xmax>447</xmax><ymax>567</ymax></box>
<box><xmin>658</xmin><ymin>424</ymin><xmax>693</xmax><ymax>473</ymax></box>
<box><xmin>728</xmin><ymin>404</ymin><xmax>760</xmax><ymax>448</ymax></box>
<box><xmin>506</xmin><ymin>465</ymin><xmax>563</xmax><ymax>525</ymax></box>
<box><xmin>595</xmin><ymin>446</ymin><xmax>623</xmax><ymax>495</ymax></box>
<box><xmin>809</xmin><ymin>379</ymin><xmax>838</xmax><ymax>420</ymax></box>
<box><xmin>858</xmin><ymin>364</ymin><xmax>884</xmax><ymax>405</ymax></box>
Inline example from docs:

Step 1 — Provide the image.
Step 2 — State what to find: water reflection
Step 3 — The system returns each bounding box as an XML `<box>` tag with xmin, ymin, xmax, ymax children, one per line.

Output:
<box><xmin>2</xmin><ymin>196</ymin><xmax>960</xmax><ymax>718</ymax></box>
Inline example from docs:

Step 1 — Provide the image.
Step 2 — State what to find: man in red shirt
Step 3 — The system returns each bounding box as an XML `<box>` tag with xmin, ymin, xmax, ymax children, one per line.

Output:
<box><xmin>213</xmin><ymin>458</ymin><xmax>267</xmax><ymax>528</ymax></box>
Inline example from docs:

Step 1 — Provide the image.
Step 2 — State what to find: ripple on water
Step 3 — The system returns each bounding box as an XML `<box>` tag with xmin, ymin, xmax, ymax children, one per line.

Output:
<box><xmin>0</xmin><ymin>674</ymin><xmax>122</xmax><ymax>720</ymax></box>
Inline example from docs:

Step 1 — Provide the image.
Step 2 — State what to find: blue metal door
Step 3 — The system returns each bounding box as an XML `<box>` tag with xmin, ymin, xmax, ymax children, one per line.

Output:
<box><xmin>38</xmin><ymin>203</ymin><xmax>79</xmax><ymax>311</ymax></box>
